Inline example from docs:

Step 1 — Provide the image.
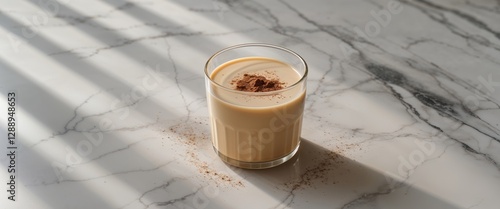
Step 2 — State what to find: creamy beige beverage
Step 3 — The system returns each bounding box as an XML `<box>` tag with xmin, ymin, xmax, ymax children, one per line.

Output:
<box><xmin>208</xmin><ymin>57</ymin><xmax>305</xmax><ymax>164</ymax></box>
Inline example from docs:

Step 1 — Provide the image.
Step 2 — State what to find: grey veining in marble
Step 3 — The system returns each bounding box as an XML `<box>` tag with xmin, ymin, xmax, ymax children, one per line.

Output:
<box><xmin>1</xmin><ymin>0</ymin><xmax>499</xmax><ymax>208</ymax></box>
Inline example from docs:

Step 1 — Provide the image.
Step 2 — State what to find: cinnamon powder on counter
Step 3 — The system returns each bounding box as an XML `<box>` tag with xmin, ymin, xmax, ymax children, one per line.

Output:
<box><xmin>167</xmin><ymin>119</ymin><xmax>244</xmax><ymax>188</ymax></box>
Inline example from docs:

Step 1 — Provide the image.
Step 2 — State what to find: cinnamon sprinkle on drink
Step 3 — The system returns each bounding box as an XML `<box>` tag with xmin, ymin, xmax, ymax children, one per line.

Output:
<box><xmin>231</xmin><ymin>74</ymin><xmax>284</xmax><ymax>92</ymax></box>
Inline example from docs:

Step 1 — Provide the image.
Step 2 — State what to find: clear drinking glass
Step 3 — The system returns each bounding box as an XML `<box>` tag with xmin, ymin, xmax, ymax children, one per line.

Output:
<box><xmin>205</xmin><ymin>43</ymin><xmax>307</xmax><ymax>169</ymax></box>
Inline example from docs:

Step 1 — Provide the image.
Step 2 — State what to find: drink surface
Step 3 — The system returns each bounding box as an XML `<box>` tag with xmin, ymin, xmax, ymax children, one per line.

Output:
<box><xmin>210</xmin><ymin>57</ymin><xmax>303</xmax><ymax>107</ymax></box>
<box><xmin>208</xmin><ymin>57</ymin><xmax>305</xmax><ymax>163</ymax></box>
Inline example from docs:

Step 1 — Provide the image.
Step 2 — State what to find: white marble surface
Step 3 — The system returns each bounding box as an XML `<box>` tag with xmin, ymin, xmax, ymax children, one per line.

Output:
<box><xmin>1</xmin><ymin>0</ymin><xmax>500</xmax><ymax>208</ymax></box>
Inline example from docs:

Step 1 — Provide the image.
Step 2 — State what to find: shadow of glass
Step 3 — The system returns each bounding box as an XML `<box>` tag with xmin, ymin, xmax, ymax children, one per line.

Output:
<box><xmin>229</xmin><ymin>138</ymin><xmax>462</xmax><ymax>209</ymax></box>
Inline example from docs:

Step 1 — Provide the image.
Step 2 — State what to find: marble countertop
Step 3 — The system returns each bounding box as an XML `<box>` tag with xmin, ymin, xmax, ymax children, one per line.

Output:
<box><xmin>1</xmin><ymin>0</ymin><xmax>500</xmax><ymax>208</ymax></box>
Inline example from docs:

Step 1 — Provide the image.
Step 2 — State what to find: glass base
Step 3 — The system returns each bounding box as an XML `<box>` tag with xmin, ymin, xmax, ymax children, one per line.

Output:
<box><xmin>213</xmin><ymin>143</ymin><xmax>300</xmax><ymax>169</ymax></box>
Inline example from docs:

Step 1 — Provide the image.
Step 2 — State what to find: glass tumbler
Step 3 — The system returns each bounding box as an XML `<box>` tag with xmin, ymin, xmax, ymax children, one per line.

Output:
<box><xmin>205</xmin><ymin>43</ymin><xmax>307</xmax><ymax>169</ymax></box>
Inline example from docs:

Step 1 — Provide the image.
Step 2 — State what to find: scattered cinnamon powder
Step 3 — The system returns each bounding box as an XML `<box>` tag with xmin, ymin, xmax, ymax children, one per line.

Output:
<box><xmin>284</xmin><ymin>139</ymin><xmax>363</xmax><ymax>190</ymax></box>
<box><xmin>285</xmin><ymin>150</ymin><xmax>344</xmax><ymax>190</ymax></box>
<box><xmin>231</xmin><ymin>74</ymin><xmax>284</xmax><ymax>92</ymax></box>
<box><xmin>167</xmin><ymin>118</ymin><xmax>244</xmax><ymax>188</ymax></box>
<box><xmin>166</xmin><ymin>120</ymin><xmax>363</xmax><ymax>190</ymax></box>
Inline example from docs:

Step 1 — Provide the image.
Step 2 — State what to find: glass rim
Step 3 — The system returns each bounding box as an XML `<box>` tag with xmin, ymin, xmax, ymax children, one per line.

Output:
<box><xmin>204</xmin><ymin>43</ymin><xmax>308</xmax><ymax>95</ymax></box>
